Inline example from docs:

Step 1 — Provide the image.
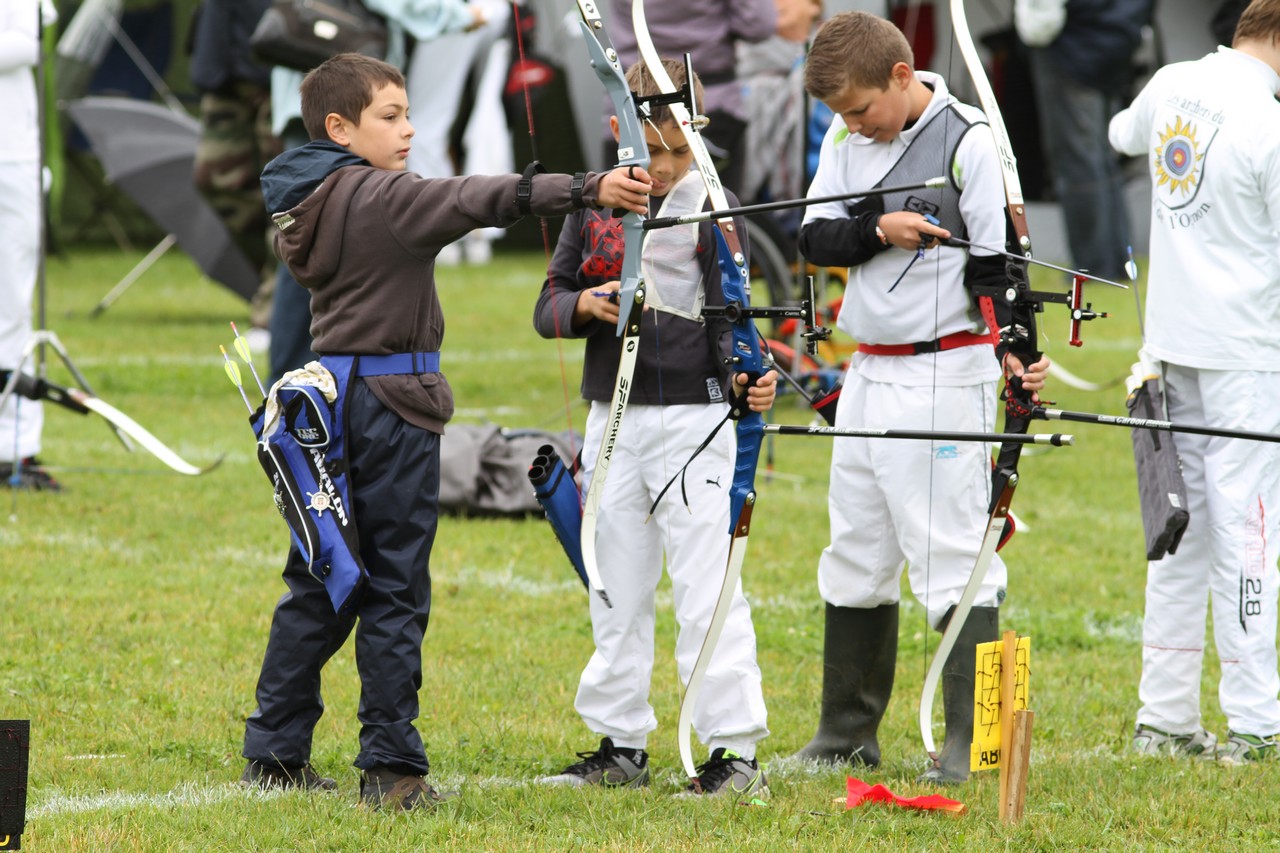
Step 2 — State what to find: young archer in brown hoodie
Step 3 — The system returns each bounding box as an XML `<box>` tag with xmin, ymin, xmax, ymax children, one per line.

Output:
<box><xmin>239</xmin><ymin>51</ymin><xmax>651</xmax><ymax>811</ymax></box>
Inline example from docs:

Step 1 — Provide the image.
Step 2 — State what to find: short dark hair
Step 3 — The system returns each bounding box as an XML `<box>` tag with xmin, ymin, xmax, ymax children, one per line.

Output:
<box><xmin>1234</xmin><ymin>0</ymin><xmax>1280</xmax><ymax>46</ymax></box>
<box><xmin>299</xmin><ymin>53</ymin><xmax>405</xmax><ymax>142</ymax></box>
<box><xmin>624</xmin><ymin>57</ymin><xmax>704</xmax><ymax>127</ymax></box>
<box><xmin>804</xmin><ymin>12</ymin><xmax>914</xmax><ymax>101</ymax></box>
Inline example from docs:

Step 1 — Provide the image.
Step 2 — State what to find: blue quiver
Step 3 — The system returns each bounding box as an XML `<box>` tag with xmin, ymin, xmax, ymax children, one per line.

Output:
<box><xmin>252</xmin><ymin>363</ymin><xmax>368</xmax><ymax>614</ymax></box>
<box><xmin>529</xmin><ymin>444</ymin><xmax>588</xmax><ymax>589</ymax></box>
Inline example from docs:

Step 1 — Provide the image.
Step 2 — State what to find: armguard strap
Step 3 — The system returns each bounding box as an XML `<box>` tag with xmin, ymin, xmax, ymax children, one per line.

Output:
<box><xmin>518</xmin><ymin>161</ymin><xmax>548</xmax><ymax>215</ymax></box>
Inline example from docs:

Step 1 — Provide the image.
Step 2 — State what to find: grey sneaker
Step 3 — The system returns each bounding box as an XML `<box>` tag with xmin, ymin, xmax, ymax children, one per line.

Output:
<box><xmin>240</xmin><ymin>759</ymin><xmax>337</xmax><ymax>791</ymax></box>
<box><xmin>360</xmin><ymin>767</ymin><xmax>457</xmax><ymax>811</ymax></box>
<box><xmin>541</xmin><ymin>737</ymin><xmax>649</xmax><ymax>788</ymax></box>
<box><xmin>683</xmin><ymin>748</ymin><xmax>768</xmax><ymax>798</ymax></box>
<box><xmin>1216</xmin><ymin>731</ymin><xmax>1278</xmax><ymax>764</ymax></box>
<box><xmin>1131</xmin><ymin>724</ymin><xmax>1217</xmax><ymax>758</ymax></box>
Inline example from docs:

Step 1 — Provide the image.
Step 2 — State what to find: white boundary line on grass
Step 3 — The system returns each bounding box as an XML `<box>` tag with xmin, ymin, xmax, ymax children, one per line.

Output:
<box><xmin>30</xmin><ymin>783</ymin><xmax>279</xmax><ymax>817</ymax></box>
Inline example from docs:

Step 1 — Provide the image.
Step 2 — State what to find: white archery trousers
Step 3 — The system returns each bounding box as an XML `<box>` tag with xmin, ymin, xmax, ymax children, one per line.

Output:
<box><xmin>0</xmin><ymin>154</ymin><xmax>43</xmax><ymax>463</ymax></box>
<box><xmin>1137</xmin><ymin>364</ymin><xmax>1280</xmax><ymax>737</ymax></box>
<box><xmin>817</xmin><ymin>370</ymin><xmax>1007</xmax><ymax>629</ymax></box>
<box><xmin>574</xmin><ymin>401</ymin><xmax>770</xmax><ymax>757</ymax></box>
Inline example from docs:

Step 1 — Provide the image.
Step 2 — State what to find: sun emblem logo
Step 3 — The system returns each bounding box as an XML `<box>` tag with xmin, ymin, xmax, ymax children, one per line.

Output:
<box><xmin>1154</xmin><ymin>116</ymin><xmax>1203</xmax><ymax>197</ymax></box>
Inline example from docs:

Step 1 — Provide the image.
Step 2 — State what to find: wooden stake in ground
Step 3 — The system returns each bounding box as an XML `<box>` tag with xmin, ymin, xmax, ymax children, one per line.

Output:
<box><xmin>998</xmin><ymin>630</ymin><xmax>1034</xmax><ymax>824</ymax></box>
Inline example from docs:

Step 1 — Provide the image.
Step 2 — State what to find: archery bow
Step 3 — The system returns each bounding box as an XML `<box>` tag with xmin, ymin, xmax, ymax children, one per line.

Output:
<box><xmin>917</xmin><ymin>0</ymin><xmax>1054</xmax><ymax>774</ymax></box>
<box><xmin>629</xmin><ymin>0</ymin><xmax>767</xmax><ymax>790</ymax></box>
<box><xmin>572</xmin><ymin>0</ymin><xmax>653</xmax><ymax>608</ymax></box>
<box><xmin>0</xmin><ymin>333</ymin><xmax>220</xmax><ymax>477</ymax></box>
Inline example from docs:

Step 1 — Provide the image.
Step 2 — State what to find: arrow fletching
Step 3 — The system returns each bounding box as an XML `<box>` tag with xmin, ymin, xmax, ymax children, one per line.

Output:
<box><xmin>220</xmin><ymin>345</ymin><xmax>253</xmax><ymax>413</ymax></box>
<box><xmin>229</xmin><ymin>321</ymin><xmax>267</xmax><ymax>397</ymax></box>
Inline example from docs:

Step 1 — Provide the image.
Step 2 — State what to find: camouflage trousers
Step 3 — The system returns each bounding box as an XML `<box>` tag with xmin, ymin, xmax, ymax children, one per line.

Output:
<box><xmin>194</xmin><ymin>82</ymin><xmax>282</xmax><ymax>327</ymax></box>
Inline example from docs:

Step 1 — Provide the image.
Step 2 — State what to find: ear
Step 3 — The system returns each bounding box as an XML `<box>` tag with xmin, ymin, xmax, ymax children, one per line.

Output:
<box><xmin>889</xmin><ymin>61</ymin><xmax>914</xmax><ymax>90</ymax></box>
<box><xmin>325</xmin><ymin>112</ymin><xmax>350</xmax><ymax>146</ymax></box>
<box><xmin>609</xmin><ymin>115</ymin><xmax>621</xmax><ymax>144</ymax></box>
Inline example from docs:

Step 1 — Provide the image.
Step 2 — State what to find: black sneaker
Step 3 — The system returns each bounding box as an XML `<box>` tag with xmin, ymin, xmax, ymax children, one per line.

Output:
<box><xmin>1</xmin><ymin>457</ymin><xmax>61</xmax><ymax>491</ymax></box>
<box><xmin>360</xmin><ymin>767</ymin><xmax>457</xmax><ymax>811</ymax></box>
<box><xmin>240</xmin><ymin>759</ymin><xmax>337</xmax><ymax>791</ymax></box>
<box><xmin>682</xmin><ymin>748</ymin><xmax>768</xmax><ymax>798</ymax></box>
<box><xmin>540</xmin><ymin>737</ymin><xmax>650</xmax><ymax>788</ymax></box>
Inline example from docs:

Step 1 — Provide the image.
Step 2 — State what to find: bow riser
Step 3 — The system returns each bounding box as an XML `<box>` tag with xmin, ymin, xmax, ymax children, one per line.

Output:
<box><xmin>632</xmin><ymin>0</ymin><xmax>767</xmax><ymax>784</ymax></box>
<box><xmin>574</xmin><ymin>3</ymin><xmax>649</xmax><ymax>338</ymax></box>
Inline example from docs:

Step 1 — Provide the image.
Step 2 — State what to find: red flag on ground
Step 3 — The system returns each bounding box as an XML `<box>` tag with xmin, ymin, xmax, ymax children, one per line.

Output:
<box><xmin>846</xmin><ymin>777</ymin><xmax>967</xmax><ymax>815</ymax></box>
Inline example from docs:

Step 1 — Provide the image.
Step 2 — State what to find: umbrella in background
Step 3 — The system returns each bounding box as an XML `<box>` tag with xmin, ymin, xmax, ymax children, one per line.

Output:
<box><xmin>67</xmin><ymin>96</ymin><xmax>259</xmax><ymax>305</ymax></box>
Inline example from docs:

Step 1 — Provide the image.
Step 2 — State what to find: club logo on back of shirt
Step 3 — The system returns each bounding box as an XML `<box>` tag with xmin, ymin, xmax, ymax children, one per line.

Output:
<box><xmin>1150</xmin><ymin>104</ymin><xmax>1222</xmax><ymax>227</ymax></box>
<box><xmin>1155</xmin><ymin>116</ymin><xmax>1204</xmax><ymax>199</ymax></box>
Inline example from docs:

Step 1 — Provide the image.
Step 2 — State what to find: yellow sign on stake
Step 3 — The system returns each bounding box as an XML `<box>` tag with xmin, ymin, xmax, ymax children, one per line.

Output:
<box><xmin>970</xmin><ymin>634</ymin><xmax>1030</xmax><ymax>772</ymax></box>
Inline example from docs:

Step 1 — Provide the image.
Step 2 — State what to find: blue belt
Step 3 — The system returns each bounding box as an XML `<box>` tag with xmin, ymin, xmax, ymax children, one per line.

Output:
<box><xmin>355</xmin><ymin>351</ymin><xmax>440</xmax><ymax>377</ymax></box>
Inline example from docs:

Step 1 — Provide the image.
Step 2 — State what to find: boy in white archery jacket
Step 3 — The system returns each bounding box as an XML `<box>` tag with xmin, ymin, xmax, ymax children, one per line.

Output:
<box><xmin>1109</xmin><ymin>0</ymin><xmax>1280</xmax><ymax>764</ymax></box>
<box><xmin>791</xmin><ymin>12</ymin><xmax>1049</xmax><ymax>784</ymax></box>
<box><xmin>238</xmin><ymin>52</ymin><xmax>650</xmax><ymax>811</ymax></box>
<box><xmin>533</xmin><ymin>58</ymin><xmax>778</xmax><ymax>797</ymax></box>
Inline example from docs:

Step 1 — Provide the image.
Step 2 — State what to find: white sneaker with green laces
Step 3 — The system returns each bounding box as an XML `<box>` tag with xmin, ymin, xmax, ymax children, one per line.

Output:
<box><xmin>1131</xmin><ymin>724</ymin><xmax>1217</xmax><ymax>758</ymax></box>
<box><xmin>540</xmin><ymin>737</ymin><xmax>650</xmax><ymax>788</ymax></box>
<box><xmin>1217</xmin><ymin>731</ymin><xmax>1278</xmax><ymax>764</ymax></box>
<box><xmin>681</xmin><ymin>749</ymin><xmax>768</xmax><ymax>798</ymax></box>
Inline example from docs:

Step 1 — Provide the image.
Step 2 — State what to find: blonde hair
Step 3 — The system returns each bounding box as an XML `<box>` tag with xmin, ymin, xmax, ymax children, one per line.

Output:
<box><xmin>804</xmin><ymin>12</ymin><xmax>914</xmax><ymax>101</ymax></box>
<box><xmin>624</xmin><ymin>57</ymin><xmax>705</xmax><ymax>127</ymax></box>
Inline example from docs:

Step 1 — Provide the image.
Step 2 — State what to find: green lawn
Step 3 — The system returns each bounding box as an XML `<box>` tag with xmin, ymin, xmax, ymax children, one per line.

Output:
<box><xmin>4</xmin><ymin>245</ymin><xmax>1276</xmax><ymax>851</ymax></box>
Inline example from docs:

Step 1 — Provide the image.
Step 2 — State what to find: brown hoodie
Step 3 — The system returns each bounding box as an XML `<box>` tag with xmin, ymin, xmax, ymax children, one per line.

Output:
<box><xmin>273</xmin><ymin>165</ymin><xmax>603</xmax><ymax>433</ymax></box>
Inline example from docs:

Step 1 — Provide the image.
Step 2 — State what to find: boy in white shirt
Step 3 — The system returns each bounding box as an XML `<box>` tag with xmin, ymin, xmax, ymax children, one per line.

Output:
<box><xmin>791</xmin><ymin>11</ymin><xmax>1049</xmax><ymax>784</ymax></box>
<box><xmin>1109</xmin><ymin>0</ymin><xmax>1280</xmax><ymax>764</ymax></box>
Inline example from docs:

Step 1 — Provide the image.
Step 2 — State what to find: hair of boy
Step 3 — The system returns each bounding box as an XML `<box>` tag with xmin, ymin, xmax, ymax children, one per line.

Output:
<box><xmin>299</xmin><ymin>52</ymin><xmax>406</xmax><ymax>142</ymax></box>
<box><xmin>1234</xmin><ymin>0</ymin><xmax>1280</xmax><ymax>46</ymax></box>
<box><xmin>624</xmin><ymin>57</ymin><xmax>705</xmax><ymax>128</ymax></box>
<box><xmin>804</xmin><ymin>11</ymin><xmax>914</xmax><ymax>102</ymax></box>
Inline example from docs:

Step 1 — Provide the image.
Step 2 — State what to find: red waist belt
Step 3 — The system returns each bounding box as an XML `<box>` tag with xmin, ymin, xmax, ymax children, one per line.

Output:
<box><xmin>857</xmin><ymin>330</ymin><xmax>994</xmax><ymax>356</ymax></box>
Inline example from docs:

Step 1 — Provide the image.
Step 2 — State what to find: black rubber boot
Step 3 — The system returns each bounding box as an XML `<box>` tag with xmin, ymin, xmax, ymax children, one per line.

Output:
<box><xmin>918</xmin><ymin>605</ymin><xmax>999</xmax><ymax>784</ymax></box>
<box><xmin>792</xmin><ymin>602</ymin><xmax>898</xmax><ymax>766</ymax></box>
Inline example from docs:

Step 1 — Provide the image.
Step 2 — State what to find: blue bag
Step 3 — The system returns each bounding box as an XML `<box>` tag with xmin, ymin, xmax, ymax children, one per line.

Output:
<box><xmin>251</xmin><ymin>358</ymin><xmax>368</xmax><ymax>614</ymax></box>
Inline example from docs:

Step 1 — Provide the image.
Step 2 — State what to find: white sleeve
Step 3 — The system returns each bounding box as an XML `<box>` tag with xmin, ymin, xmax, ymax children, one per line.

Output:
<box><xmin>953</xmin><ymin>122</ymin><xmax>1008</xmax><ymax>253</ymax></box>
<box><xmin>1014</xmin><ymin>0</ymin><xmax>1066</xmax><ymax>48</ymax></box>
<box><xmin>0</xmin><ymin>2</ymin><xmax>38</xmax><ymax>73</ymax></box>
<box><xmin>1109</xmin><ymin>73</ymin><xmax>1163</xmax><ymax>156</ymax></box>
<box><xmin>801</xmin><ymin>118</ymin><xmax>850</xmax><ymax>226</ymax></box>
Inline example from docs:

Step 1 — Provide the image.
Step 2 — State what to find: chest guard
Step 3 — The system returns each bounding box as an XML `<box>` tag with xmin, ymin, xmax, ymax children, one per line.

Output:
<box><xmin>251</xmin><ymin>356</ymin><xmax>367</xmax><ymax>614</ymax></box>
<box><xmin>642</xmin><ymin>171</ymin><xmax>709</xmax><ymax>323</ymax></box>
<box><xmin>875</xmin><ymin>104</ymin><xmax>978</xmax><ymax>239</ymax></box>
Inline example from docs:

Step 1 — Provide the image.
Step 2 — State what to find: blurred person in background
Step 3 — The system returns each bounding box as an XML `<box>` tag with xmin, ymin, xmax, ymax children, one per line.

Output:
<box><xmin>1015</xmin><ymin>0</ymin><xmax>1152</xmax><ymax>280</ymax></box>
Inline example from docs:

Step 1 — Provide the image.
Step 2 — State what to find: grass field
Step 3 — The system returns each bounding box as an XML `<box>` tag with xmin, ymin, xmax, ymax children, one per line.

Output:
<box><xmin>4</xmin><ymin>245</ymin><xmax>1278</xmax><ymax>851</ymax></box>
